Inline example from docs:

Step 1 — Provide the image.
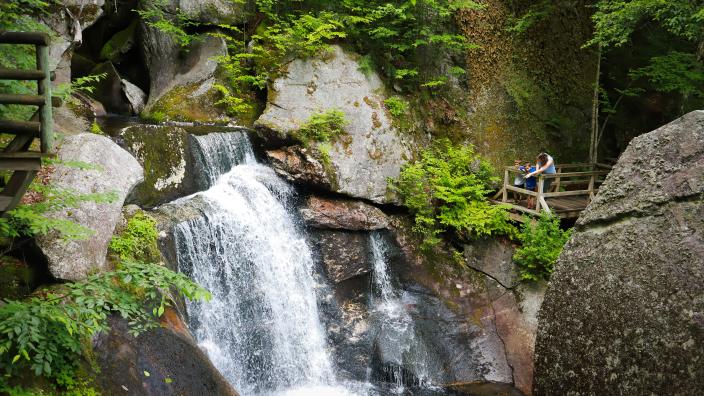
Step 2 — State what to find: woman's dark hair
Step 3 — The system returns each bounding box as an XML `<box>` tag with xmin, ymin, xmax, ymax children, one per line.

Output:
<box><xmin>538</xmin><ymin>153</ymin><xmax>548</xmax><ymax>162</ymax></box>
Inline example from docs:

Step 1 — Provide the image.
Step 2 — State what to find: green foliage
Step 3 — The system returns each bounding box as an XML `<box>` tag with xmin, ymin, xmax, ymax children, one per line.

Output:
<box><xmin>89</xmin><ymin>121</ymin><xmax>103</xmax><ymax>135</ymax></box>
<box><xmin>292</xmin><ymin>109</ymin><xmax>348</xmax><ymax>147</ymax></box>
<box><xmin>0</xmin><ymin>0</ymin><xmax>54</xmax><ymax>122</ymax></box>
<box><xmin>141</xmin><ymin>111</ymin><xmax>166</xmax><ymax>124</ymax></box>
<box><xmin>0</xmin><ymin>183</ymin><xmax>117</xmax><ymax>241</ymax></box>
<box><xmin>588</xmin><ymin>0</ymin><xmax>704</xmax><ymax>49</ymax></box>
<box><xmin>629</xmin><ymin>51</ymin><xmax>704</xmax><ymax>97</ymax></box>
<box><xmin>394</xmin><ymin>139</ymin><xmax>514</xmax><ymax>248</ymax></box>
<box><xmin>0</xmin><ymin>262</ymin><xmax>210</xmax><ymax>389</ymax></box>
<box><xmin>506</xmin><ymin>1</ymin><xmax>554</xmax><ymax>34</ymax></box>
<box><xmin>135</xmin><ymin>0</ymin><xmax>200</xmax><ymax>47</ymax></box>
<box><xmin>513</xmin><ymin>214</ymin><xmax>571</xmax><ymax>281</ymax></box>
<box><xmin>109</xmin><ymin>212</ymin><xmax>161</xmax><ymax>263</ymax></box>
<box><xmin>384</xmin><ymin>96</ymin><xmax>410</xmax><ymax>117</ymax></box>
<box><xmin>54</xmin><ymin>74</ymin><xmax>107</xmax><ymax>103</ymax></box>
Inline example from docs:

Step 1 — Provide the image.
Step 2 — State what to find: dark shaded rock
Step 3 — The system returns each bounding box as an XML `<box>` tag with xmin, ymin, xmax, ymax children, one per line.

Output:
<box><xmin>36</xmin><ymin>133</ymin><xmax>143</xmax><ymax>281</ymax></box>
<box><xmin>88</xmin><ymin>61</ymin><xmax>132</xmax><ymax>114</ymax></box>
<box><xmin>0</xmin><ymin>257</ymin><xmax>41</xmax><ymax>300</ymax></box>
<box><xmin>266</xmin><ymin>146</ymin><xmax>334</xmax><ymax>190</ymax></box>
<box><xmin>93</xmin><ymin>308</ymin><xmax>238</xmax><ymax>395</ymax></box>
<box><xmin>534</xmin><ymin>110</ymin><xmax>704</xmax><ymax>395</ymax></box>
<box><xmin>152</xmin><ymin>196</ymin><xmax>209</xmax><ymax>272</ymax></box>
<box><xmin>99</xmin><ymin>19</ymin><xmax>137</xmax><ymax>63</ymax></box>
<box><xmin>300</xmin><ymin>196</ymin><xmax>390</xmax><ymax>231</ymax></box>
<box><xmin>119</xmin><ymin>124</ymin><xmax>196</xmax><ymax>207</ymax></box>
<box><xmin>447</xmin><ymin>381</ymin><xmax>525</xmax><ymax>396</ymax></box>
<box><xmin>310</xmin><ymin>230</ymin><xmax>373</xmax><ymax>283</ymax></box>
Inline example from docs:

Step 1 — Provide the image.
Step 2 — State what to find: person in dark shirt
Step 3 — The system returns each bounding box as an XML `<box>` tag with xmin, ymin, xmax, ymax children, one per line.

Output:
<box><xmin>524</xmin><ymin>164</ymin><xmax>537</xmax><ymax>208</ymax></box>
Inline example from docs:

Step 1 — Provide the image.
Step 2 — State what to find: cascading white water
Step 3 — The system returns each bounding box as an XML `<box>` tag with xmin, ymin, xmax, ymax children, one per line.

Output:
<box><xmin>174</xmin><ymin>132</ymin><xmax>362</xmax><ymax>396</ymax></box>
<box><xmin>369</xmin><ymin>232</ymin><xmax>434</xmax><ymax>393</ymax></box>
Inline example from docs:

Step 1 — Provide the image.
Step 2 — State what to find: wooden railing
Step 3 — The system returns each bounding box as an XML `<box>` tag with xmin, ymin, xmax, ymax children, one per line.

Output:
<box><xmin>493</xmin><ymin>163</ymin><xmax>612</xmax><ymax>218</ymax></box>
<box><xmin>0</xmin><ymin>31</ymin><xmax>59</xmax><ymax>214</ymax></box>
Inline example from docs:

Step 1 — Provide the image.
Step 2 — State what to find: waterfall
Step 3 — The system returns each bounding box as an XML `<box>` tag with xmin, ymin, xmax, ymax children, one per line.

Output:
<box><xmin>174</xmin><ymin>131</ymin><xmax>361</xmax><ymax>395</ymax></box>
<box><xmin>191</xmin><ymin>131</ymin><xmax>256</xmax><ymax>188</ymax></box>
<box><xmin>369</xmin><ymin>232</ymin><xmax>435</xmax><ymax>393</ymax></box>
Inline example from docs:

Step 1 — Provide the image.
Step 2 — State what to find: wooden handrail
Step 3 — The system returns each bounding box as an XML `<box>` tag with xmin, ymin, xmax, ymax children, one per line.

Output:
<box><xmin>0</xmin><ymin>32</ymin><xmax>50</xmax><ymax>46</ymax></box>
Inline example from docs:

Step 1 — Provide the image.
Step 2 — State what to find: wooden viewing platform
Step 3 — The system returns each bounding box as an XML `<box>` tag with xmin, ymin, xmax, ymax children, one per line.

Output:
<box><xmin>0</xmin><ymin>31</ymin><xmax>58</xmax><ymax>215</ymax></box>
<box><xmin>492</xmin><ymin>163</ymin><xmax>612</xmax><ymax>220</ymax></box>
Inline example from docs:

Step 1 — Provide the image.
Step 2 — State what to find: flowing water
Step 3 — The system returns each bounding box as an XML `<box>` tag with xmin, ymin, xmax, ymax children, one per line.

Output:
<box><xmin>174</xmin><ymin>132</ymin><xmax>369</xmax><ymax>395</ymax></box>
<box><xmin>369</xmin><ymin>232</ymin><xmax>437</xmax><ymax>394</ymax></box>
<box><xmin>172</xmin><ymin>131</ymin><xmax>438</xmax><ymax>395</ymax></box>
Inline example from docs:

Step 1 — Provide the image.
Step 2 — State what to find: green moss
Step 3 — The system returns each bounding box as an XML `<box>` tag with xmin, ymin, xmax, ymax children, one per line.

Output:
<box><xmin>99</xmin><ymin>20</ymin><xmax>137</xmax><ymax>62</ymax></box>
<box><xmin>109</xmin><ymin>211</ymin><xmax>161</xmax><ymax>263</ymax></box>
<box><xmin>148</xmin><ymin>83</ymin><xmax>228</xmax><ymax>124</ymax></box>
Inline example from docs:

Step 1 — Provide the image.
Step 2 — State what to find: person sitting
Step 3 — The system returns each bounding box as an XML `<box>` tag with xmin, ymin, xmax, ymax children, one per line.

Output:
<box><xmin>525</xmin><ymin>152</ymin><xmax>557</xmax><ymax>193</ymax></box>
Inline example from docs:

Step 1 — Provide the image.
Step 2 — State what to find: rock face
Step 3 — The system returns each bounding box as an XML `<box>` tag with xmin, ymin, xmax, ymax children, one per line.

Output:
<box><xmin>36</xmin><ymin>133</ymin><xmax>143</xmax><ymax>281</ymax></box>
<box><xmin>118</xmin><ymin>124</ymin><xmax>195</xmax><ymax>207</ymax></box>
<box><xmin>140</xmin><ymin>27</ymin><xmax>228</xmax><ymax>122</ymax></box>
<box><xmin>534</xmin><ymin>110</ymin><xmax>704</xmax><ymax>395</ymax></box>
<box><xmin>255</xmin><ymin>45</ymin><xmax>412</xmax><ymax>203</ymax></box>
<box><xmin>311</xmin><ymin>230</ymin><xmax>373</xmax><ymax>284</ymax></box>
<box><xmin>299</xmin><ymin>196</ymin><xmax>390</xmax><ymax>230</ymax></box>
<box><xmin>93</xmin><ymin>308</ymin><xmax>238</xmax><ymax>395</ymax></box>
<box><xmin>266</xmin><ymin>146</ymin><xmax>333</xmax><ymax>190</ymax></box>
<box><xmin>177</xmin><ymin>0</ymin><xmax>252</xmax><ymax>24</ymax></box>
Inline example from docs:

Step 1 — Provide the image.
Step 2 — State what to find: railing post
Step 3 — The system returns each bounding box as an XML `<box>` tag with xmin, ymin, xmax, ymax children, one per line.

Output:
<box><xmin>37</xmin><ymin>43</ymin><xmax>53</xmax><ymax>153</ymax></box>
<box><xmin>555</xmin><ymin>167</ymin><xmax>562</xmax><ymax>192</ymax></box>
<box><xmin>588</xmin><ymin>173</ymin><xmax>595</xmax><ymax>200</ymax></box>
<box><xmin>502</xmin><ymin>168</ymin><xmax>509</xmax><ymax>203</ymax></box>
<box><xmin>536</xmin><ymin>176</ymin><xmax>544</xmax><ymax>213</ymax></box>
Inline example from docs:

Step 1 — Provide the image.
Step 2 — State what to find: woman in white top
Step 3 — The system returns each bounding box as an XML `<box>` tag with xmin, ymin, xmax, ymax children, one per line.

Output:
<box><xmin>525</xmin><ymin>152</ymin><xmax>556</xmax><ymax>193</ymax></box>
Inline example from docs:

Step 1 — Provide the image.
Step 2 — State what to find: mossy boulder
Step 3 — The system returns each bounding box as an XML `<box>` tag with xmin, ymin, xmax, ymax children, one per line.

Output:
<box><xmin>99</xmin><ymin>19</ymin><xmax>137</xmax><ymax>63</ymax></box>
<box><xmin>119</xmin><ymin>124</ymin><xmax>198</xmax><ymax>207</ymax></box>
<box><xmin>146</xmin><ymin>81</ymin><xmax>228</xmax><ymax>124</ymax></box>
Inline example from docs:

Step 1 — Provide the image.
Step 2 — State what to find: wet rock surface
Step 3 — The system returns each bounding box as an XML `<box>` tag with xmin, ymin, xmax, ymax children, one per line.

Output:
<box><xmin>310</xmin><ymin>230</ymin><xmax>373</xmax><ymax>284</ymax></box>
<box><xmin>255</xmin><ymin>45</ymin><xmax>412</xmax><ymax>203</ymax></box>
<box><xmin>534</xmin><ymin>110</ymin><xmax>704</xmax><ymax>395</ymax></box>
<box><xmin>300</xmin><ymin>196</ymin><xmax>390</xmax><ymax>231</ymax></box>
<box><xmin>93</xmin><ymin>308</ymin><xmax>238</xmax><ymax>396</ymax></box>
<box><xmin>266</xmin><ymin>146</ymin><xmax>334</xmax><ymax>190</ymax></box>
<box><xmin>36</xmin><ymin>133</ymin><xmax>143</xmax><ymax>281</ymax></box>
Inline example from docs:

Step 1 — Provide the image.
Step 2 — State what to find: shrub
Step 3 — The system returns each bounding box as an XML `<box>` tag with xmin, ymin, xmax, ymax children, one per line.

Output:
<box><xmin>0</xmin><ymin>262</ymin><xmax>210</xmax><ymax>391</ymax></box>
<box><xmin>513</xmin><ymin>214</ymin><xmax>572</xmax><ymax>281</ymax></box>
<box><xmin>292</xmin><ymin>109</ymin><xmax>348</xmax><ymax>147</ymax></box>
<box><xmin>384</xmin><ymin>96</ymin><xmax>409</xmax><ymax>117</ymax></box>
<box><xmin>394</xmin><ymin>139</ymin><xmax>514</xmax><ymax>248</ymax></box>
<box><xmin>109</xmin><ymin>212</ymin><xmax>161</xmax><ymax>263</ymax></box>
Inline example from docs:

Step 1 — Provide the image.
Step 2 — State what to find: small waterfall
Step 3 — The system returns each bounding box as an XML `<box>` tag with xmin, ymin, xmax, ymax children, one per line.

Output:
<box><xmin>174</xmin><ymin>131</ymin><xmax>359</xmax><ymax>395</ymax></box>
<box><xmin>191</xmin><ymin>131</ymin><xmax>256</xmax><ymax>187</ymax></box>
<box><xmin>369</xmin><ymin>232</ymin><xmax>435</xmax><ymax>393</ymax></box>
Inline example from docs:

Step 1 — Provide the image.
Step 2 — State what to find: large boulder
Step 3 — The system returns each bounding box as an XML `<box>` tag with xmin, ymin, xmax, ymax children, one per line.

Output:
<box><xmin>534</xmin><ymin>111</ymin><xmax>704</xmax><ymax>395</ymax></box>
<box><xmin>36</xmin><ymin>133</ymin><xmax>143</xmax><ymax>281</ymax></box>
<box><xmin>299</xmin><ymin>196</ymin><xmax>390</xmax><ymax>231</ymax></box>
<box><xmin>255</xmin><ymin>45</ymin><xmax>413</xmax><ymax>203</ymax></box>
<box><xmin>311</xmin><ymin>230</ymin><xmax>373</xmax><ymax>284</ymax></box>
<box><xmin>93</xmin><ymin>308</ymin><xmax>238</xmax><ymax>395</ymax></box>
<box><xmin>140</xmin><ymin>27</ymin><xmax>228</xmax><ymax>122</ymax></box>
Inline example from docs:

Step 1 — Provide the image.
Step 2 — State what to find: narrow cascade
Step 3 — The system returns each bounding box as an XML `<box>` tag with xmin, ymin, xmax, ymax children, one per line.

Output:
<box><xmin>369</xmin><ymin>232</ymin><xmax>435</xmax><ymax>393</ymax></box>
<box><xmin>174</xmin><ymin>131</ymin><xmax>355</xmax><ymax>395</ymax></box>
<box><xmin>191</xmin><ymin>131</ymin><xmax>256</xmax><ymax>187</ymax></box>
